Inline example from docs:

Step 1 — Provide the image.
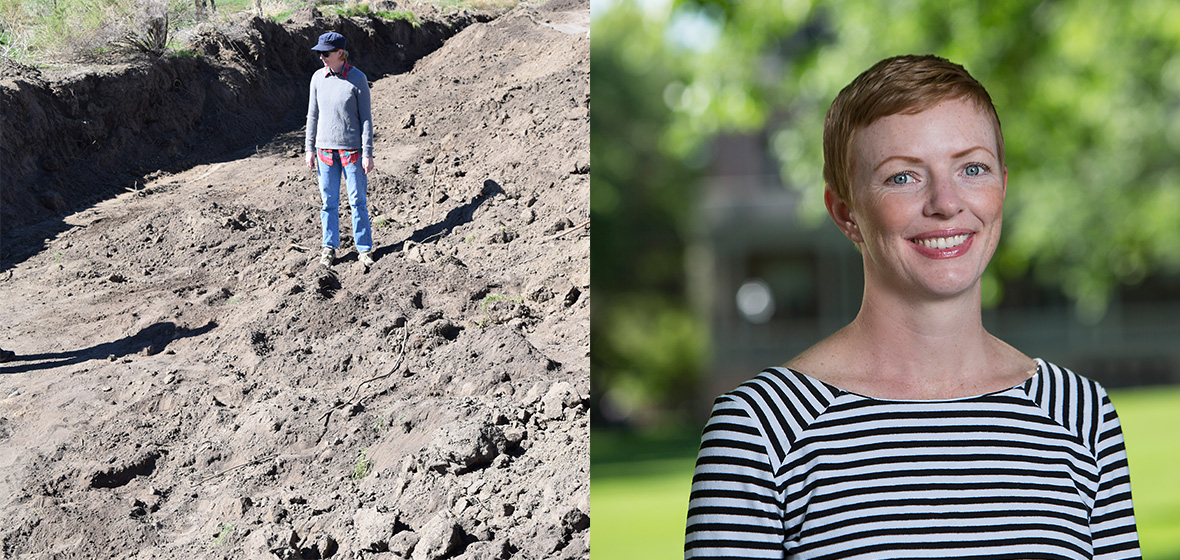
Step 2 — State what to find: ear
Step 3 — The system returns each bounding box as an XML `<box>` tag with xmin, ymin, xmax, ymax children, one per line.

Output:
<box><xmin>1001</xmin><ymin>165</ymin><xmax>1008</xmax><ymax>200</ymax></box>
<box><xmin>825</xmin><ymin>185</ymin><xmax>863</xmax><ymax>243</ymax></box>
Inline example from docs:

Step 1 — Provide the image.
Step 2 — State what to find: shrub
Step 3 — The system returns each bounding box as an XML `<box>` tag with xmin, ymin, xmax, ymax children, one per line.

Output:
<box><xmin>114</xmin><ymin>1</ymin><xmax>171</xmax><ymax>55</ymax></box>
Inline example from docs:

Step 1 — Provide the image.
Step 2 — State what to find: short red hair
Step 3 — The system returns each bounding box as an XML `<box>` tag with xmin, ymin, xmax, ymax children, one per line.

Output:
<box><xmin>823</xmin><ymin>55</ymin><xmax>1003</xmax><ymax>203</ymax></box>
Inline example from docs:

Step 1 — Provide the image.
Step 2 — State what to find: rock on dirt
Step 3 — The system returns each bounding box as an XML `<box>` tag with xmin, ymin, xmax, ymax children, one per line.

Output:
<box><xmin>0</xmin><ymin>1</ymin><xmax>589</xmax><ymax>558</ymax></box>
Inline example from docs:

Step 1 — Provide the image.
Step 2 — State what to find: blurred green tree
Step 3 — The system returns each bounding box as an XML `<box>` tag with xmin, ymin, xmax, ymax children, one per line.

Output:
<box><xmin>592</xmin><ymin>0</ymin><xmax>1180</xmax><ymax>422</ymax></box>
<box><xmin>591</xmin><ymin>0</ymin><xmax>710</xmax><ymax>427</ymax></box>
<box><xmin>663</xmin><ymin>0</ymin><xmax>1180</xmax><ymax>318</ymax></box>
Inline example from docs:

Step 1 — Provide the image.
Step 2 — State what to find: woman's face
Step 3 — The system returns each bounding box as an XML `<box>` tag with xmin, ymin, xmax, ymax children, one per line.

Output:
<box><xmin>830</xmin><ymin>97</ymin><xmax>1007</xmax><ymax>301</ymax></box>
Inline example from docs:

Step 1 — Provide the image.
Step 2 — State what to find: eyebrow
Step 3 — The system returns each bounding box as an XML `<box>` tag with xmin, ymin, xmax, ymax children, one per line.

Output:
<box><xmin>872</xmin><ymin>146</ymin><xmax>997</xmax><ymax>172</ymax></box>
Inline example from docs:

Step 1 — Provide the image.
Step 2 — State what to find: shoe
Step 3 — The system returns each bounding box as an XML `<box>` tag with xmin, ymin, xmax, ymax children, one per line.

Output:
<box><xmin>0</xmin><ymin>348</ymin><xmax>14</xmax><ymax>363</ymax></box>
<box><xmin>358</xmin><ymin>251</ymin><xmax>375</xmax><ymax>268</ymax></box>
<box><xmin>319</xmin><ymin>247</ymin><xmax>336</xmax><ymax>268</ymax></box>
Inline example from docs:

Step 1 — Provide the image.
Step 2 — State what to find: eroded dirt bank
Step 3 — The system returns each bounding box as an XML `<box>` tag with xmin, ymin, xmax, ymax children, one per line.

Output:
<box><xmin>0</xmin><ymin>5</ymin><xmax>490</xmax><ymax>253</ymax></box>
<box><xmin>0</xmin><ymin>1</ymin><xmax>589</xmax><ymax>558</ymax></box>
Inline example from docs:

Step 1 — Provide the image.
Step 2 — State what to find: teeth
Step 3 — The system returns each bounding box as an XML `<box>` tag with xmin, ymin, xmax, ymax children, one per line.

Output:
<box><xmin>913</xmin><ymin>234</ymin><xmax>969</xmax><ymax>249</ymax></box>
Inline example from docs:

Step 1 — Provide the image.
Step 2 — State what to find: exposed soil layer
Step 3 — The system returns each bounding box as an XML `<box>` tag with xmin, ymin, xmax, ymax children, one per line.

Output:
<box><xmin>0</xmin><ymin>2</ymin><xmax>589</xmax><ymax>558</ymax></box>
<box><xmin>0</xmin><ymin>5</ymin><xmax>492</xmax><ymax>247</ymax></box>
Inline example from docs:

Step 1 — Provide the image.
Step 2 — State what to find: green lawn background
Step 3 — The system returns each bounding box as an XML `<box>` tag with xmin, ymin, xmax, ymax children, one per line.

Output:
<box><xmin>591</xmin><ymin>385</ymin><xmax>1180</xmax><ymax>559</ymax></box>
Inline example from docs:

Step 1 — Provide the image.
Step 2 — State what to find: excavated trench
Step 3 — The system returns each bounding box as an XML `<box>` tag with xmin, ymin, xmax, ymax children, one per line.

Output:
<box><xmin>0</xmin><ymin>6</ymin><xmax>490</xmax><ymax>261</ymax></box>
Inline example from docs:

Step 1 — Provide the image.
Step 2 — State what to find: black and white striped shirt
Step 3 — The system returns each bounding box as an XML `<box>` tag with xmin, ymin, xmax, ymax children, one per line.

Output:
<box><xmin>685</xmin><ymin>359</ymin><xmax>1140</xmax><ymax>559</ymax></box>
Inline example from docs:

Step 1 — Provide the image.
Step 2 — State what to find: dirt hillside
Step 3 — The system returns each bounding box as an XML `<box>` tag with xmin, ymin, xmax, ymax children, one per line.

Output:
<box><xmin>0</xmin><ymin>2</ymin><xmax>589</xmax><ymax>558</ymax></box>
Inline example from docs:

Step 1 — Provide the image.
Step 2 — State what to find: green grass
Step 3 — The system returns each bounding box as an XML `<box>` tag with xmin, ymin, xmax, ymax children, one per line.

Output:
<box><xmin>426</xmin><ymin>0</ymin><xmax>519</xmax><ymax>12</ymax></box>
<box><xmin>1</xmin><ymin>0</ymin><xmax>509</xmax><ymax>64</ymax></box>
<box><xmin>592</xmin><ymin>385</ymin><xmax>1180</xmax><ymax>560</ymax></box>
<box><xmin>475</xmin><ymin>293</ymin><xmax>525</xmax><ymax>328</ymax></box>
<box><xmin>590</xmin><ymin>430</ymin><xmax>699</xmax><ymax>560</ymax></box>
<box><xmin>208</xmin><ymin>523</ymin><xmax>234</xmax><ymax>549</ymax></box>
<box><xmin>0</xmin><ymin>0</ymin><xmax>250</xmax><ymax>62</ymax></box>
<box><xmin>210</xmin><ymin>0</ymin><xmax>260</xmax><ymax>12</ymax></box>
<box><xmin>331</xmin><ymin>3</ymin><xmax>419</xmax><ymax>26</ymax></box>
<box><xmin>352</xmin><ymin>447</ymin><xmax>372</xmax><ymax>480</ymax></box>
<box><xmin>0</xmin><ymin>0</ymin><xmax>109</xmax><ymax>62</ymax></box>
<box><xmin>480</xmin><ymin>293</ymin><xmax>523</xmax><ymax>307</ymax></box>
<box><xmin>1111</xmin><ymin>385</ymin><xmax>1180</xmax><ymax>559</ymax></box>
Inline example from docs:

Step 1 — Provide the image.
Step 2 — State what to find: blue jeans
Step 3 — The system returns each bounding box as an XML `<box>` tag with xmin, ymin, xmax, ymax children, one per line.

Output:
<box><xmin>317</xmin><ymin>151</ymin><xmax>373</xmax><ymax>253</ymax></box>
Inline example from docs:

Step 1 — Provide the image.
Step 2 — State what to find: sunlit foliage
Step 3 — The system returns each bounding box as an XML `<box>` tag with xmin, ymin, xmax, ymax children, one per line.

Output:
<box><xmin>591</xmin><ymin>0</ymin><xmax>1180</xmax><ymax>422</ymax></box>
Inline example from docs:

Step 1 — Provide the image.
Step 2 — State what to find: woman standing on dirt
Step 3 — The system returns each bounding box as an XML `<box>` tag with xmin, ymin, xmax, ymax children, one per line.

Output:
<box><xmin>684</xmin><ymin>55</ymin><xmax>1140</xmax><ymax>559</ymax></box>
<box><xmin>305</xmin><ymin>31</ymin><xmax>376</xmax><ymax>269</ymax></box>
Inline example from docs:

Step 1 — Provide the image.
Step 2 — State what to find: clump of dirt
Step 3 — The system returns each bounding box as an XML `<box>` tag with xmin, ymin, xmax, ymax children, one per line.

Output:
<box><xmin>0</xmin><ymin>1</ymin><xmax>589</xmax><ymax>559</ymax></box>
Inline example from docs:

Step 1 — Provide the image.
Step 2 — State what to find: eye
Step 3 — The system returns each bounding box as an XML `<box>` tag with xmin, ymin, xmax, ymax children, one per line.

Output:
<box><xmin>887</xmin><ymin>172</ymin><xmax>915</xmax><ymax>185</ymax></box>
<box><xmin>964</xmin><ymin>163</ymin><xmax>990</xmax><ymax>176</ymax></box>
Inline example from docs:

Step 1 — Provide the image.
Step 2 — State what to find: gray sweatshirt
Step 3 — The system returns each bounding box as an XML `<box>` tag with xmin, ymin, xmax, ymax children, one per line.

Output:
<box><xmin>305</xmin><ymin>64</ymin><xmax>373</xmax><ymax>158</ymax></box>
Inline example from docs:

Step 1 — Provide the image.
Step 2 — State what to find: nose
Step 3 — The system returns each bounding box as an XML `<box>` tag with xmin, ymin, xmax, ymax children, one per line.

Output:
<box><xmin>924</xmin><ymin>172</ymin><xmax>963</xmax><ymax>217</ymax></box>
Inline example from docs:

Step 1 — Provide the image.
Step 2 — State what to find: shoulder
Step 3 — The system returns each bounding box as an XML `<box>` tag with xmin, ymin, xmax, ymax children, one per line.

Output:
<box><xmin>709</xmin><ymin>368</ymin><xmax>841</xmax><ymax>457</ymax></box>
<box><xmin>1025</xmin><ymin>359</ymin><xmax>1116</xmax><ymax>444</ymax></box>
<box><xmin>729</xmin><ymin>367</ymin><xmax>841</xmax><ymax>414</ymax></box>
<box><xmin>1026</xmin><ymin>359</ymin><xmax>1108</xmax><ymax>404</ymax></box>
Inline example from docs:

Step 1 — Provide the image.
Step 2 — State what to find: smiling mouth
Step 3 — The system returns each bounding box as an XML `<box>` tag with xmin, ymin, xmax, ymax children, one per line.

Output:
<box><xmin>911</xmin><ymin>234</ymin><xmax>970</xmax><ymax>250</ymax></box>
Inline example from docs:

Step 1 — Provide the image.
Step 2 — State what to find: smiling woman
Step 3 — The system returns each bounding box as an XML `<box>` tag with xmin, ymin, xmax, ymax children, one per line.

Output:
<box><xmin>833</xmin><ymin>98</ymin><xmax>1007</xmax><ymax>304</ymax></box>
<box><xmin>684</xmin><ymin>55</ymin><xmax>1141</xmax><ymax>560</ymax></box>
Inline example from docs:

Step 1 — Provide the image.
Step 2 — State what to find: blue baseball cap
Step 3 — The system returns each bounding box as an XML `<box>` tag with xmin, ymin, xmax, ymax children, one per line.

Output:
<box><xmin>312</xmin><ymin>32</ymin><xmax>346</xmax><ymax>52</ymax></box>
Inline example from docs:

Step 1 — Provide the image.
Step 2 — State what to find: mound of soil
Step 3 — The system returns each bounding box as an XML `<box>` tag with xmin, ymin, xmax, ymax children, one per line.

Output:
<box><xmin>0</xmin><ymin>1</ymin><xmax>589</xmax><ymax>558</ymax></box>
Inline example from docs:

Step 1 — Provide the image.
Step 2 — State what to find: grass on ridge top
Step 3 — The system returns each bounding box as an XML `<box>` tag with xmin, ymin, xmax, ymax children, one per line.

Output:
<box><xmin>0</xmin><ymin>0</ymin><xmax>519</xmax><ymax>65</ymax></box>
<box><xmin>592</xmin><ymin>385</ymin><xmax>1180</xmax><ymax>560</ymax></box>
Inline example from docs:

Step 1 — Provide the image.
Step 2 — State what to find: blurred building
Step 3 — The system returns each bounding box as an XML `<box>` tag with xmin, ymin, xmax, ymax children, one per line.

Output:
<box><xmin>688</xmin><ymin>132</ymin><xmax>1180</xmax><ymax>414</ymax></box>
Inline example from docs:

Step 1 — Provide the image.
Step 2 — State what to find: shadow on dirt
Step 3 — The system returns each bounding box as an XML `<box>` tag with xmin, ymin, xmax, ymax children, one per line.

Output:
<box><xmin>381</xmin><ymin>179</ymin><xmax>504</xmax><ymax>258</ymax></box>
<box><xmin>0</xmin><ymin>320</ymin><xmax>217</xmax><ymax>375</ymax></box>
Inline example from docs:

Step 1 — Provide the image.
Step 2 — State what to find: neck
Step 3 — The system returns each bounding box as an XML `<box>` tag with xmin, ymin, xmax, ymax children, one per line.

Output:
<box><xmin>843</xmin><ymin>279</ymin><xmax>993</xmax><ymax>397</ymax></box>
<box><xmin>326</xmin><ymin>61</ymin><xmax>345</xmax><ymax>74</ymax></box>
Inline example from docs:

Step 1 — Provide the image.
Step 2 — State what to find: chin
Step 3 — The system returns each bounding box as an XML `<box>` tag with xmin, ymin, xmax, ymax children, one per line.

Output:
<box><xmin>919</xmin><ymin>274</ymin><xmax>983</xmax><ymax>299</ymax></box>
